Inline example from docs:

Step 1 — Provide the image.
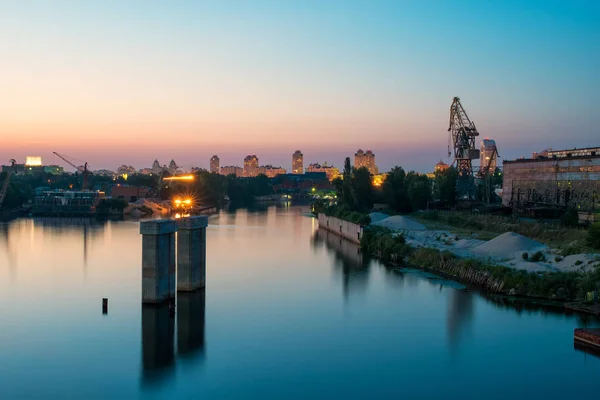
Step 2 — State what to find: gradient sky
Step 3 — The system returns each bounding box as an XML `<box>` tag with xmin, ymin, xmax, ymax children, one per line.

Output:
<box><xmin>1</xmin><ymin>0</ymin><xmax>599</xmax><ymax>173</ymax></box>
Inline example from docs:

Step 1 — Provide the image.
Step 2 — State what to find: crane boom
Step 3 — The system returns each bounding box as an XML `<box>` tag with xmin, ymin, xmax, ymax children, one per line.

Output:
<box><xmin>53</xmin><ymin>152</ymin><xmax>89</xmax><ymax>190</ymax></box>
<box><xmin>448</xmin><ymin>97</ymin><xmax>480</xmax><ymax>201</ymax></box>
<box><xmin>0</xmin><ymin>159</ymin><xmax>17</xmax><ymax>208</ymax></box>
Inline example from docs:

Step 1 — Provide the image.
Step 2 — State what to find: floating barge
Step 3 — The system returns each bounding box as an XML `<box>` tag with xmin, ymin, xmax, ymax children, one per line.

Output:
<box><xmin>574</xmin><ymin>328</ymin><xmax>600</xmax><ymax>350</ymax></box>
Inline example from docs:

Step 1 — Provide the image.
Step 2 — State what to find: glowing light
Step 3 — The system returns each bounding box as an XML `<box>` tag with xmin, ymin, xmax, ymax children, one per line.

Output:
<box><xmin>163</xmin><ymin>175</ymin><xmax>194</xmax><ymax>181</ymax></box>
<box><xmin>25</xmin><ymin>156</ymin><xmax>42</xmax><ymax>166</ymax></box>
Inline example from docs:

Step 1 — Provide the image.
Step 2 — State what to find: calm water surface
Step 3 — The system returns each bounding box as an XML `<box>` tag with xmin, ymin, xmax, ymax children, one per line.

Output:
<box><xmin>1</xmin><ymin>206</ymin><xmax>599</xmax><ymax>399</ymax></box>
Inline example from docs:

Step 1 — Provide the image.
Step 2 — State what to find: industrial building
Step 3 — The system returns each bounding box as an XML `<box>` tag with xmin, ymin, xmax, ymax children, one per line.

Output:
<box><xmin>503</xmin><ymin>147</ymin><xmax>600</xmax><ymax>219</ymax></box>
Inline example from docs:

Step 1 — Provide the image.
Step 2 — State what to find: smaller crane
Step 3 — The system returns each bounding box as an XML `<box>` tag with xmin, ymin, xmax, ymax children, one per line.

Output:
<box><xmin>0</xmin><ymin>159</ymin><xmax>17</xmax><ymax>208</ymax></box>
<box><xmin>53</xmin><ymin>152</ymin><xmax>89</xmax><ymax>190</ymax></box>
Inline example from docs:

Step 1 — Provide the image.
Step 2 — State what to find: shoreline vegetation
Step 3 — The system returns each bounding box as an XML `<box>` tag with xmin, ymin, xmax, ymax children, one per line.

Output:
<box><xmin>358</xmin><ymin>222</ymin><xmax>600</xmax><ymax>314</ymax></box>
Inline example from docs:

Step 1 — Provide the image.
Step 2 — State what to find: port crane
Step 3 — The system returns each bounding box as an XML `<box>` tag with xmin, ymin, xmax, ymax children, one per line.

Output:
<box><xmin>0</xmin><ymin>159</ymin><xmax>17</xmax><ymax>208</ymax></box>
<box><xmin>448</xmin><ymin>97</ymin><xmax>480</xmax><ymax>201</ymax></box>
<box><xmin>53</xmin><ymin>152</ymin><xmax>89</xmax><ymax>190</ymax></box>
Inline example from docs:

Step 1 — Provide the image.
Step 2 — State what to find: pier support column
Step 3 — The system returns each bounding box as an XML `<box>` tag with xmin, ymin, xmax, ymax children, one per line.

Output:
<box><xmin>176</xmin><ymin>216</ymin><xmax>208</xmax><ymax>291</ymax></box>
<box><xmin>140</xmin><ymin>220</ymin><xmax>177</xmax><ymax>304</ymax></box>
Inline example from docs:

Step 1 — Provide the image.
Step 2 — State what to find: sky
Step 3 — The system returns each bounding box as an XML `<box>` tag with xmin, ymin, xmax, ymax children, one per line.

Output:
<box><xmin>1</xmin><ymin>0</ymin><xmax>599</xmax><ymax>173</ymax></box>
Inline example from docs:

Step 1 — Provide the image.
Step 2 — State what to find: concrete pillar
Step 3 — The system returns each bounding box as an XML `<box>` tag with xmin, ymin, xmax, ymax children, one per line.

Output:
<box><xmin>140</xmin><ymin>220</ymin><xmax>177</xmax><ymax>304</ymax></box>
<box><xmin>177</xmin><ymin>289</ymin><xmax>206</xmax><ymax>356</ymax></box>
<box><xmin>176</xmin><ymin>216</ymin><xmax>208</xmax><ymax>292</ymax></box>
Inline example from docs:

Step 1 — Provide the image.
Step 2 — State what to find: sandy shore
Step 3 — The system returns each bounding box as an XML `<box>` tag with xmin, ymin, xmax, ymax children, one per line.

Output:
<box><xmin>369</xmin><ymin>212</ymin><xmax>600</xmax><ymax>273</ymax></box>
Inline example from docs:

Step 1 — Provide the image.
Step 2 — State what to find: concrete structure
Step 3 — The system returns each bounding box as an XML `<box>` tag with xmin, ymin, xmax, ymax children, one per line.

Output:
<box><xmin>220</xmin><ymin>165</ymin><xmax>243</xmax><ymax>177</ymax></box>
<box><xmin>292</xmin><ymin>150</ymin><xmax>303</xmax><ymax>174</ymax></box>
<box><xmin>140</xmin><ymin>220</ymin><xmax>177</xmax><ymax>304</ymax></box>
<box><xmin>317</xmin><ymin>214</ymin><xmax>364</xmax><ymax>244</ymax></box>
<box><xmin>306</xmin><ymin>162</ymin><xmax>340</xmax><ymax>181</ymax></box>
<box><xmin>243</xmin><ymin>155</ymin><xmax>259</xmax><ymax>177</ymax></box>
<box><xmin>176</xmin><ymin>216</ymin><xmax>208</xmax><ymax>292</ymax></box>
<box><xmin>210</xmin><ymin>155</ymin><xmax>220</xmax><ymax>173</ymax></box>
<box><xmin>502</xmin><ymin>149</ymin><xmax>600</xmax><ymax>215</ymax></box>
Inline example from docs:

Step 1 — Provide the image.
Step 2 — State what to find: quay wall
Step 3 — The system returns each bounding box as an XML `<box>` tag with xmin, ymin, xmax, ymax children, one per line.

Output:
<box><xmin>317</xmin><ymin>214</ymin><xmax>363</xmax><ymax>244</ymax></box>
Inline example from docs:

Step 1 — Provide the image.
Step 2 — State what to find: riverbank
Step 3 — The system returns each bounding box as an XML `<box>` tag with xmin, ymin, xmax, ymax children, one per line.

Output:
<box><xmin>360</xmin><ymin>214</ymin><xmax>600</xmax><ymax>314</ymax></box>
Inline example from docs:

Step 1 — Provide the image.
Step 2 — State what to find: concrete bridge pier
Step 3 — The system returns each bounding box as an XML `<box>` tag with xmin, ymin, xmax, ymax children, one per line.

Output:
<box><xmin>140</xmin><ymin>220</ymin><xmax>177</xmax><ymax>304</ymax></box>
<box><xmin>176</xmin><ymin>216</ymin><xmax>208</xmax><ymax>292</ymax></box>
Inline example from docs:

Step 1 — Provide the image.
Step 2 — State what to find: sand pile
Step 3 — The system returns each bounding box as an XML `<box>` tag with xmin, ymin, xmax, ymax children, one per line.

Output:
<box><xmin>369</xmin><ymin>212</ymin><xmax>390</xmax><ymax>223</ymax></box>
<box><xmin>371</xmin><ymin>215</ymin><xmax>425</xmax><ymax>231</ymax></box>
<box><xmin>471</xmin><ymin>232</ymin><xmax>544</xmax><ymax>259</ymax></box>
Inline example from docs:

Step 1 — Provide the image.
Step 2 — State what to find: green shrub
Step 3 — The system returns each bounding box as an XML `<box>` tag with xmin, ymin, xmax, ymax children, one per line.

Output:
<box><xmin>587</xmin><ymin>222</ymin><xmax>600</xmax><ymax>249</ymax></box>
<box><xmin>555</xmin><ymin>256</ymin><xmax>563</xmax><ymax>262</ymax></box>
<box><xmin>522</xmin><ymin>252</ymin><xmax>529</xmax><ymax>260</ymax></box>
<box><xmin>530</xmin><ymin>251</ymin><xmax>545</xmax><ymax>262</ymax></box>
<box><xmin>560</xmin><ymin>208</ymin><xmax>579</xmax><ymax>228</ymax></box>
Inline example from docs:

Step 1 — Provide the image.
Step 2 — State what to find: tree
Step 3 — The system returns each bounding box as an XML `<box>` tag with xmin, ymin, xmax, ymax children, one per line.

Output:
<box><xmin>434</xmin><ymin>167</ymin><xmax>458</xmax><ymax>205</ymax></box>
<box><xmin>341</xmin><ymin>157</ymin><xmax>355</xmax><ymax>209</ymax></box>
<box><xmin>382</xmin><ymin>166</ymin><xmax>410</xmax><ymax>212</ymax></box>
<box><xmin>353</xmin><ymin>166</ymin><xmax>374</xmax><ymax>211</ymax></box>
<box><xmin>405</xmin><ymin>172</ymin><xmax>432</xmax><ymax>211</ymax></box>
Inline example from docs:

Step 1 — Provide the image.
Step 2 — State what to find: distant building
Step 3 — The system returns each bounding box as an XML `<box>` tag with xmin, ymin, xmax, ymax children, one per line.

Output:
<box><xmin>151</xmin><ymin>159</ymin><xmax>162</xmax><ymax>174</ymax></box>
<box><xmin>110</xmin><ymin>185</ymin><xmax>149</xmax><ymax>202</ymax></box>
<box><xmin>44</xmin><ymin>165</ymin><xmax>64</xmax><ymax>175</ymax></box>
<box><xmin>480</xmin><ymin>139</ymin><xmax>498</xmax><ymax>174</ymax></box>
<box><xmin>292</xmin><ymin>150</ymin><xmax>303</xmax><ymax>174</ymax></box>
<box><xmin>220</xmin><ymin>165</ymin><xmax>243</xmax><ymax>177</ymax></box>
<box><xmin>95</xmin><ymin>169</ymin><xmax>116</xmax><ymax>176</ymax></box>
<box><xmin>244</xmin><ymin>155</ymin><xmax>259</xmax><ymax>177</ymax></box>
<box><xmin>434</xmin><ymin>161</ymin><xmax>450</xmax><ymax>173</ymax></box>
<box><xmin>138</xmin><ymin>168</ymin><xmax>154</xmax><ymax>175</ymax></box>
<box><xmin>306</xmin><ymin>162</ymin><xmax>340</xmax><ymax>181</ymax></box>
<box><xmin>25</xmin><ymin>156</ymin><xmax>42</xmax><ymax>166</ymax></box>
<box><xmin>168</xmin><ymin>160</ymin><xmax>179</xmax><ymax>174</ymax></box>
<box><xmin>262</xmin><ymin>165</ymin><xmax>287</xmax><ymax>178</ymax></box>
<box><xmin>210</xmin><ymin>155</ymin><xmax>220</xmax><ymax>174</ymax></box>
<box><xmin>354</xmin><ymin>149</ymin><xmax>378</xmax><ymax>174</ymax></box>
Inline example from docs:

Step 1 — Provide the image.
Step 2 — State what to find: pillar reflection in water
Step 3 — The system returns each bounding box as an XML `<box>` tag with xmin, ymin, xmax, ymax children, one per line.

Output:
<box><xmin>177</xmin><ymin>289</ymin><xmax>206</xmax><ymax>358</ymax></box>
<box><xmin>141</xmin><ymin>304</ymin><xmax>175</xmax><ymax>385</ymax></box>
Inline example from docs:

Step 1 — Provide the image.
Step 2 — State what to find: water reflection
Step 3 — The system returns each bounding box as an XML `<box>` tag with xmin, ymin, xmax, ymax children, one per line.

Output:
<box><xmin>177</xmin><ymin>290</ymin><xmax>206</xmax><ymax>358</ymax></box>
<box><xmin>0</xmin><ymin>222</ymin><xmax>17</xmax><ymax>279</ymax></box>
<box><xmin>141</xmin><ymin>290</ymin><xmax>206</xmax><ymax>387</ymax></box>
<box><xmin>33</xmin><ymin>217</ymin><xmax>106</xmax><ymax>271</ymax></box>
<box><xmin>141</xmin><ymin>304</ymin><xmax>176</xmax><ymax>385</ymax></box>
<box><xmin>311</xmin><ymin>229</ymin><xmax>369</xmax><ymax>300</ymax></box>
<box><xmin>447</xmin><ymin>290</ymin><xmax>474</xmax><ymax>349</ymax></box>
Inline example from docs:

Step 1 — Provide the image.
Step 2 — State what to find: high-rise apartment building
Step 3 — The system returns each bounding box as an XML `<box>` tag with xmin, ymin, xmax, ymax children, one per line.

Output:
<box><xmin>243</xmin><ymin>155</ymin><xmax>259</xmax><ymax>177</ymax></box>
<box><xmin>210</xmin><ymin>155</ymin><xmax>220</xmax><ymax>173</ymax></box>
<box><xmin>292</xmin><ymin>150</ymin><xmax>303</xmax><ymax>174</ymax></box>
<box><xmin>354</xmin><ymin>149</ymin><xmax>378</xmax><ymax>174</ymax></box>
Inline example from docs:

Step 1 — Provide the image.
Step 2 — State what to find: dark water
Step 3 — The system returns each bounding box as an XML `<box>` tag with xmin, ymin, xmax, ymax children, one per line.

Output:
<box><xmin>0</xmin><ymin>206</ymin><xmax>599</xmax><ymax>399</ymax></box>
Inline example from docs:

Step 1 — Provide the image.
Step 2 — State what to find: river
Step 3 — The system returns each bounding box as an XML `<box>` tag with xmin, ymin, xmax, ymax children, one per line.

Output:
<box><xmin>0</xmin><ymin>205</ymin><xmax>599</xmax><ymax>399</ymax></box>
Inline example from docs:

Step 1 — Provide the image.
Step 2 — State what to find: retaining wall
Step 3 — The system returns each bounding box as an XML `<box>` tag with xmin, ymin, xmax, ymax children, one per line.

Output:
<box><xmin>317</xmin><ymin>214</ymin><xmax>363</xmax><ymax>244</ymax></box>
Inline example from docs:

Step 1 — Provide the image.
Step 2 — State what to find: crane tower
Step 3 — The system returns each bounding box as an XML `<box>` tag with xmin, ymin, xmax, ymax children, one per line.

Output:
<box><xmin>448</xmin><ymin>97</ymin><xmax>480</xmax><ymax>200</ymax></box>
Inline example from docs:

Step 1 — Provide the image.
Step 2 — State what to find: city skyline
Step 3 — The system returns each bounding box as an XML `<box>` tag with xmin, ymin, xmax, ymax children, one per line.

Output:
<box><xmin>1</xmin><ymin>1</ymin><xmax>599</xmax><ymax>172</ymax></box>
